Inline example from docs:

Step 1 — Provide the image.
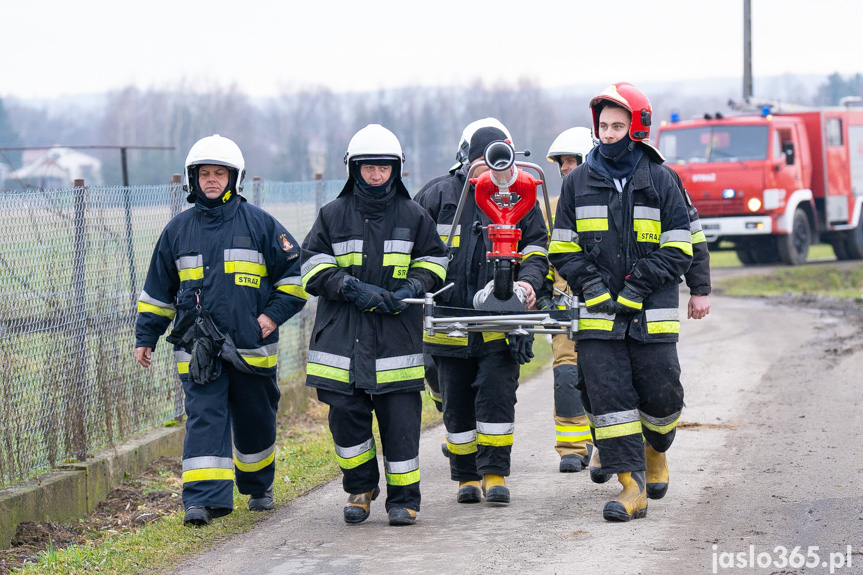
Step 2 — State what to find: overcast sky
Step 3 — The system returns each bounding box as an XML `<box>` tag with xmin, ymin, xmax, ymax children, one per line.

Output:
<box><xmin>2</xmin><ymin>0</ymin><xmax>861</xmax><ymax>100</ymax></box>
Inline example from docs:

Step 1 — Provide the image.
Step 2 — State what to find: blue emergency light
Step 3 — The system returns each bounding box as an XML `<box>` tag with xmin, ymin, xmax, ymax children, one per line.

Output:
<box><xmin>722</xmin><ymin>189</ymin><xmax>736</xmax><ymax>199</ymax></box>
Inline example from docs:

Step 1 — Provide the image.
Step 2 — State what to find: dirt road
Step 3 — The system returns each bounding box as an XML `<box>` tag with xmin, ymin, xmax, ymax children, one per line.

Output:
<box><xmin>169</xmin><ymin>290</ymin><xmax>863</xmax><ymax>575</ymax></box>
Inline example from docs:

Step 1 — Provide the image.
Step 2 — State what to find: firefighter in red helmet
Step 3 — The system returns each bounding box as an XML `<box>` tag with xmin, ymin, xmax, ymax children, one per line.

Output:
<box><xmin>549</xmin><ymin>82</ymin><xmax>693</xmax><ymax>522</ymax></box>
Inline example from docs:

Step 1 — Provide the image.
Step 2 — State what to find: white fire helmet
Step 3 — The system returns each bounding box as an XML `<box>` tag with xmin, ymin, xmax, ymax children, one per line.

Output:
<box><xmin>546</xmin><ymin>127</ymin><xmax>595</xmax><ymax>164</ymax></box>
<box><xmin>344</xmin><ymin>124</ymin><xmax>405</xmax><ymax>176</ymax></box>
<box><xmin>184</xmin><ymin>134</ymin><xmax>246</xmax><ymax>192</ymax></box>
<box><xmin>451</xmin><ymin>117</ymin><xmax>512</xmax><ymax>171</ymax></box>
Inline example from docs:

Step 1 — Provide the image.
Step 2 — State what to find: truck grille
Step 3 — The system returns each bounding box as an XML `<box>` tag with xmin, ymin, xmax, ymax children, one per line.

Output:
<box><xmin>693</xmin><ymin>196</ymin><xmax>746</xmax><ymax>216</ymax></box>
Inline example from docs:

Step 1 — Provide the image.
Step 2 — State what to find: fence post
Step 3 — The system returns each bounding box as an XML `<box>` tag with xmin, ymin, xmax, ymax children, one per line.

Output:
<box><xmin>69</xmin><ymin>178</ymin><xmax>88</xmax><ymax>461</ymax></box>
<box><xmin>170</xmin><ymin>173</ymin><xmax>183</xmax><ymax>218</ymax></box>
<box><xmin>314</xmin><ymin>172</ymin><xmax>324</xmax><ymax>212</ymax></box>
<box><xmin>252</xmin><ymin>176</ymin><xmax>262</xmax><ymax>205</ymax></box>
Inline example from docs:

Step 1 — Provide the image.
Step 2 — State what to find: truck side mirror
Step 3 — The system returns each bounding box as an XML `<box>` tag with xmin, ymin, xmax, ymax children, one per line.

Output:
<box><xmin>782</xmin><ymin>141</ymin><xmax>795</xmax><ymax>165</ymax></box>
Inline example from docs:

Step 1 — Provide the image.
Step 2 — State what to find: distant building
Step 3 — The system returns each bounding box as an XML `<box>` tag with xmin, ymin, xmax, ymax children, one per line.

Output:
<box><xmin>8</xmin><ymin>147</ymin><xmax>102</xmax><ymax>188</ymax></box>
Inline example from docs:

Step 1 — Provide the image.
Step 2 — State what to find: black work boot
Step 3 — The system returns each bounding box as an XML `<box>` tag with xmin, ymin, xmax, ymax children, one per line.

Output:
<box><xmin>248</xmin><ymin>485</ymin><xmax>274</xmax><ymax>511</ymax></box>
<box><xmin>388</xmin><ymin>508</ymin><xmax>418</xmax><ymax>526</ymax></box>
<box><xmin>183</xmin><ymin>506</ymin><xmax>212</xmax><ymax>527</ymax></box>
<box><xmin>343</xmin><ymin>486</ymin><xmax>380</xmax><ymax>524</ymax></box>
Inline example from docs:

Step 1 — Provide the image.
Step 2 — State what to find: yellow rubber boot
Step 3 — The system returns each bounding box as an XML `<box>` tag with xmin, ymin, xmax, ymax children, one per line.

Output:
<box><xmin>457</xmin><ymin>480</ymin><xmax>482</xmax><ymax>504</ymax></box>
<box><xmin>645</xmin><ymin>445</ymin><xmax>669</xmax><ymax>500</ymax></box>
<box><xmin>602</xmin><ymin>471</ymin><xmax>647</xmax><ymax>522</ymax></box>
<box><xmin>343</xmin><ymin>486</ymin><xmax>380</xmax><ymax>524</ymax></box>
<box><xmin>589</xmin><ymin>446</ymin><xmax>612</xmax><ymax>484</ymax></box>
<box><xmin>481</xmin><ymin>474</ymin><xmax>510</xmax><ymax>504</ymax></box>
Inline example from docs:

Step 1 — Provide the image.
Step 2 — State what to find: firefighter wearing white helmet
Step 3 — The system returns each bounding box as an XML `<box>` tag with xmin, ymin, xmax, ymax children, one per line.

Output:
<box><xmin>537</xmin><ymin>127</ymin><xmax>597</xmax><ymax>474</ymax></box>
<box><xmin>135</xmin><ymin>134</ymin><xmax>308</xmax><ymax>527</ymax></box>
<box><xmin>449</xmin><ymin>117</ymin><xmax>512</xmax><ymax>173</ymax></box>
<box><xmin>302</xmin><ymin>124</ymin><xmax>448</xmax><ymax>526</ymax></box>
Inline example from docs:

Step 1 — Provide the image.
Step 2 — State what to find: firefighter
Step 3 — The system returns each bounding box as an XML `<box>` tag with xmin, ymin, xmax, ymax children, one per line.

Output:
<box><xmin>134</xmin><ymin>134</ymin><xmax>308</xmax><ymax>527</ymax></box>
<box><xmin>549</xmin><ymin>82</ymin><xmax>693</xmax><ymax>522</ymax></box>
<box><xmin>415</xmin><ymin>125</ymin><xmax>548</xmax><ymax>506</ymax></box>
<box><xmin>301</xmin><ymin>124</ymin><xmax>448</xmax><ymax>527</ymax></box>
<box><xmin>542</xmin><ymin>127</ymin><xmax>596</xmax><ymax>473</ymax></box>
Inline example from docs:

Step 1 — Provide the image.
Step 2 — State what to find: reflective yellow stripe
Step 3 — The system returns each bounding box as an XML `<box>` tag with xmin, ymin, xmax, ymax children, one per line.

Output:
<box><xmin>182</xmin><ymin>468</ymin><xmax>235</xmax><ymax>483</ymax></box>
<box><xmin>522</xmin><ymin>251</ymin><xmax>547</xmax><ymax>260</ymax></box>
<box><xmin>579</xmin><ymin>318</ymin><xmax>614</xmax><ymax>331</ymax></box>
<box><xmin>691</xmin><ymin>230</ymin><xmax>707</xmax><ymax>244</ymax></box>
<box><xmin>641</xmin><ymin>415</ymin><xmax>680</xmax><ymax>435</ymax></box>
<box><xmin>446</xmin><ymin>440</ymin><xmax>477</xmax><ymax>455</ymax></box>
<box><xmin>386</xmin><ymin>469</ymin><xmax>420</xmax><ymax>486</ymax></box>
<box><xmin>440</xmin><ymin>235</ymin><xmax>460</xmax><ymax>247</ymax></box>
<box><xmin>576</xmin><ymin>219</ymin><xmax>608</xmax><ymax>232</ymax></box>
<box><xmin>336</xmin><ymin>447</ymin><xmax>376</xmax><ymax>470</ymax></box>
<box><xmin>383</xmin><ymin>253</ymin><xmax>411</xmax><ymax>267</ymax></box>
<box><xmin>177</xmin><ymin>361</ymin><xmax>189</xmax><ymax>374</ymax></box>
<box><xmin>482</xmin><ymin>332</ymin><xmax>505</xmax><ymax>342</ymax></box>
<box><xmin>335</xmin><ymin>253</ymin><xmax>363</xmax><ymax>267</ymax></box>
<box><xmin>178</xmin><ymin>267</ymin><xmax>204</xmax><ymax>281</ymax></box>
<box><xmin>662</xmin><ymin>241</ymin><xmax>694</xmax><ymax>256</ymax></box>
<box><xmin>617</xmin><ymin>296</ymin><xmax>642</xmax><ymax>311</ymax></box>
<box><xmin>477</xmin><ymin>433</ymin><xmax>514</xmax><ymax>447</ymax></box>
<box><xmin>423</xmin><ymin>333</ymin><xmax>468</xmax><ymax>346</ymax></box>
<box><xmin>634</xmin><ymin>221</ymin><xmax>661</xmax><ymax>243</ymax></box>
<box><xmin>242</xmin><ymin>354</ymin><xmax>278</xmax><ymax>368</ymax></box>
<box><xmin>224</xmin><ymin>261</ymin><xmax>267</xmax><ymax>276</ymax></box>
<box><xmin>376</xmin><ymin>366</ymin><xmax>424</xmax><ymax>384</ymax></box>
<box><xmin>548</xmin><ymin>240</ymin><xmax>582</xmax><ymax>254</ymax></box>
<box><xmin>646</xmin><ymin>321</ymin><xmax>680</xmax><ymax>334</ymax></box>
<box><xmin>584</xmin><ymin>292</ymin><xmax>611</xmax><ymax>307</ymax></box>
<box><xmin>412</xmin><ymin>261</ymin><xmax>447</xmax><ymax>280</ymax></box>
<box><xmin>307</xmin><ymin>363</ymin><xmax>350</xmax><ymax>383</ymax></box>
<box><xmin>277</xmin><ymin>284</ymin><xmax>309</xmax><ymax>300</ymax></box>
<box><xmin>556</xmin><ymin>431</ymin><xmax>592</xmax><ymax>443</ymax></box>
<box><xmin>594</xmin><ymin>421</ymin><xmax>642</xmax><ymax>440</ymax></box>
<box><xmin>234</xmin><ymin>450</ymin><xmax>275</xmax><ymax>473</ymax></box>
<box><xmin>137</xmin><ymin>301</ymin><xmax>176</xmax><ymax>319</ymax></box>
<box><xmin>302</xmin><ymin>262</ymin><xmax>336</xmax><ymax>288</ymax></box>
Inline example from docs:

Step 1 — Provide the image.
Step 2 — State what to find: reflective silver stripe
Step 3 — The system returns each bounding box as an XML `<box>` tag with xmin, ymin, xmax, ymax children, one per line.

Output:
<box><xmin>175</xmin><ymin>254</ymin><xmax>203</xmax><ymax>270</ymax></box>
<box><xmin>593</xmin><ymin>409</ymin><xmax>640</xmax><ymax>427</ymax></box>
<box><xmin>332</xmin><ymin>239</ymin><xmax>364</xmax><ymax>256</ymax></box>
<box><xmin>644</xmin><ymin>308</ymin><xmax>680</xmax><ymax>322</ymax></box>
<box><xmin>384</xmin><ymin>240</ymin><xmax>414</xmax><ymax>254</ymax></box>
<box><xmin>437</xmin><ymin>224</ymin><xmax>461</xmax><ymax>236</ymax></box>
<box><xmin>477</xmin><ymin>421</ymin><xmax>515</xmax><ymax>435</ymax></box>
<box><xmin>307</xmin><ymin>350</ymin><xmax>351</xmax><ymax>370</ymax></box>
<box><xmin>551</xmin><ymin>228</ymin><xmax>578</xmax><ymax>242</ymax></box>
<box><xmin>690</xmin><ymin>219</ymin><xmax>702</xmax><ymax>233</ymax></box>
<box><xmin>174</xmin><ymin>350</ymin><xmax>191</xmax><ymax>362</ymax></box>
<box><xmin>234</xmin><ymin>443</ymin><xmax>275</xmax><ymax>464</ymax></box>
<box><xmin>301</xmin><ymin>253</ymin><xmax>337</xmax><ymax>276</ymax></box>
<box><xmin>223</xmin><ymin>248</ymin><xmax>264</xmax><ymax>263</ymax></box>
<box><xmin>412</xmin><ymin>255</ymin><xmax>449</xmax><ymax>270</ymax></box>
<box><xmin>633</xmin><ymin>206</ymin><xmax>660</xmax><ymax>220</ymax></box>
<box><xmin>659</xmin><ymin>230</ymin><xmax>692</xmax><ymax>244</ymax></box>
<box><xmin>579</xmin><ymin>310</ymin><xmax>615</xmax><ymax>320</ymax></box>
<box><xmin>521</xmin><ymin>244</ymin><xmax>548</xmax><ymax>256</ymax></box>
<box><xmin>183</xmin><ymin>456</ymin><xmax>233</xmax><ymax>471</ymax></box>
<box><xmin>446</xmin><ymin>430</ymin><xmax>476</xmax><ymax>444</ymax></box>
<box><xmin>274</xmin><ymin>276</ymin><xmax>302</xmax><ymax>287</ymax></box>
<box><xmin>585</xmin><ymin>412</ymin><xmax>595</xmax><ymax>425</ymax></box>
<box><xmin>334</xmin><ymin>438</ymin><xmax>374</xmax><ymax>460</ymax></box>
<box><xmin>376</xmin><ymin>354</ymin><xmax>424</xmax><ymax>371</ymax></box>
<box><xmin>236</xmin><ymin>343</ymin><xmax>279</xmax><ymax>358</ymax></box>
<box><xmin>384</xmin><ymin>456</ymin><xmax>419</xmax><ymax>474</ymax></box>
<box><xmin>576</xmin><ymin>205</ymin><xmax>607</xmax><ymax>219</ymax></box>
<box><xmin>639</xmin><ymin>410</ymin><xmax>682</xmax><ymax>427</ymax></box>
<box><xmin>138</xmin><ymin>290</ymin><xmax>175</xmax><ymax>310</ymax></box>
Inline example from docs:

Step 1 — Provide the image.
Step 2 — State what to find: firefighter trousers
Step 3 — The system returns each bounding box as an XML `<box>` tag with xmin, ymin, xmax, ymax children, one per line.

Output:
<box><xmin>317</xmin><ymin>388</ymin><xmax>422</xmax><ymax>512</ymax></box>
<box><xmin>551</xmin><ymin>334</ymin><xmax>592</xmax><ymax>459</ymax></box>
<box><xmin>578</xmin><ymin>338</ymin><xmax>684</xmax><ymax>475</ymax></box>
<box><xmin>435</xmin><ymin>351</ymin><xmax>519</xmax><ymax>482</ymax></box>
<box><xmin>180</xmin><ymin>361</ymin><xmax>280</xmax><ymax>512</ymax></box>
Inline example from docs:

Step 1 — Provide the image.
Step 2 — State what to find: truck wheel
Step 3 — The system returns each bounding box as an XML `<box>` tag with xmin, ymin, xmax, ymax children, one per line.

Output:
<box><xmin>830</xmin><ymin>237</ymin><xmax>850</xmax><ymax>260</ymax></box>
<box><xmin>777</xmin><ymin>209</ymin><xmax>810</xmax><ymax>265</ymax></box>
<box><xmin>735</xmin><ymin>244</ymin><xmax>756</xmax><ymax>265</ymax></box>
<box><xmin>840</xmin><ymin>217</ymin><xmax>863</xmax><ymax>260</ymax></box>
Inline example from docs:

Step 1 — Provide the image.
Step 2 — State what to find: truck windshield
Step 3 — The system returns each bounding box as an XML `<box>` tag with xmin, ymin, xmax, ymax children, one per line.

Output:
<box><xmin>658</xmin><ymin>125</ymin><xmax>769</xmax><ymax>164</ymax></box>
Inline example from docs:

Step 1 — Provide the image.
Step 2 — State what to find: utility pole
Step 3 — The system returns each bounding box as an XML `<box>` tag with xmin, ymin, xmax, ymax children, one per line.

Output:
<box><xmin>743</xmin><ymin>0</ymin><xmax>753</xmax><ymax>99</ymax></box>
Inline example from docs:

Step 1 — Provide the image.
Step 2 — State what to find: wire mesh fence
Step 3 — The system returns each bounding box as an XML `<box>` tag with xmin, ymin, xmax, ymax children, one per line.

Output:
<box><xmin>0</xmin><ymin>178</ymin><xmax>344</xmax><ymax>487</ymax></box>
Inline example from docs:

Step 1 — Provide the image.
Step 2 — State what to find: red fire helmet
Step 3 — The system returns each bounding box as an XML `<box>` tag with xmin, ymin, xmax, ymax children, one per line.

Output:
<box><xmin>590</xmin><ymin>82</ymin><xmax>653</xmax><ymax>142</ymax></box>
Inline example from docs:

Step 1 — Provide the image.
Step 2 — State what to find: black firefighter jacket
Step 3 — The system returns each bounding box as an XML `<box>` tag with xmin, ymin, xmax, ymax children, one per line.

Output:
<box><xmin>549</xmin><ymin>151</ymin><xmax>693</xmax><ymax>343</ymax></box>
<box><xmin>301</xmin><ymin>180</ymin><xmax>448</xmax><ymax>395</ymax></box>
<box><xmin>415</xmin><ymin>164</ymin><xmax>549</xmax><ymax>358</ymax></box>
<box><xmin>135</xmin><ymin>195</ymin><xmax>307</xmax><ymax>376</ymax></box>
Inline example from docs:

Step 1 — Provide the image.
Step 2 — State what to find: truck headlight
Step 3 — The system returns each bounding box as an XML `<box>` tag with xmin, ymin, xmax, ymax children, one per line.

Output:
<box><xmin>747</xmin><ymin>197</ymin><xmax>762</xmax><ymax>212</ymax></box>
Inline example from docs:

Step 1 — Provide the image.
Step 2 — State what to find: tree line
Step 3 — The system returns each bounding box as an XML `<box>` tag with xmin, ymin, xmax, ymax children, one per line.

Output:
<box><xmin>1</xmin><ymin>73</ymin><xmax>860</xmax><ymax>191</ymax></box>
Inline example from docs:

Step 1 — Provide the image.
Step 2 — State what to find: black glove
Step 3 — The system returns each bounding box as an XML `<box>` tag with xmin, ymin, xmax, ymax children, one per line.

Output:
<box><xmin>389</xmin><ymin>277</ymin><xmax>423</xmax><ymax>314</ymax></box>
<box><xmin>581</xmin><ymin>278</ymin><xmax>617</xmax><ymax>315</ymax></box>
<box><xmin>615</xmin><ymin>283</ymin><xmax>644</xmax><ymax>315</ymax></box>
<box><xmin>508</xmin><ymin>333</ymin><xmax>534</xmax><ymax>365</ymax></box>
<box><xmin>341</xmin><ymin>276</ymin><xmax>390</xmax><ymax>313</ymax></box>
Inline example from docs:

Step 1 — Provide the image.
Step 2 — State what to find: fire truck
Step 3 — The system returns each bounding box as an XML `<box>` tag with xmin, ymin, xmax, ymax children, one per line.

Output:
<box><xmin>653</xmin><ymin>99</ymin><xmax>863</xmax><ymax>265</ymax></box>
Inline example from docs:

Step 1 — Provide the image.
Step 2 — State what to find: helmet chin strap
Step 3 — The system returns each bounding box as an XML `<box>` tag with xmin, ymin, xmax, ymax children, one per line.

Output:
<box><xmin>612</xmin><ymin>140</ymin><xmax>636</xmax><ymax>163</ymax></box>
